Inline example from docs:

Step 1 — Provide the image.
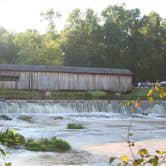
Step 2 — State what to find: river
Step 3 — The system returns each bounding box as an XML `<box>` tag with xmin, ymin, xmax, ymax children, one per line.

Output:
<box><xmin>0</xmin><ymin>100</ymin><xmax>166</xmax><ymax>166</ymax></box>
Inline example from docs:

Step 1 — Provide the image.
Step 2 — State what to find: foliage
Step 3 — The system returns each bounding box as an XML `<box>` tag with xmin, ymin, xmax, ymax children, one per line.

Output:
<box><xmin>25</xmin><ymin>137</ymin><xmax>71</xmax><ymax>152</ymax></box>
<box><xmin>67</xmin><ymin>123</ymin><xmax>84</xmax><ymax>129</ymax></box>
<box><xmin>0</xmin><ymin>129</ymin><xmax>71</xmax><ymax>157</ymax></box>
<box><xmin>0</xmin><ymin>5</ymin><xmax>166</xmax><ymax>81</ymax></box>
<box><xmin>0</xmin><ymin>129</ymin><xmax>25</xmax><ymax>166</ymax></box>
<box><xmin>0</xmin><ymin>129</ymin><xmax>25</xmax><ymax>147</ymax></box>
<box><xmin>0</xmin><ymin>88</ymin><xmax>166</xmax><ymax>100</ymax></box>
<box><xmin>60</xmin><ymin>5</ymin><xmax>166</xmax><ymax>81</ymax></box>
<box><xmin>52</xmin><ymin>90</ymin><xmax>108</xmax><ymax>100</ymax></box>
<box><xmin>110</xmin><ymin>83</ymin><xmax>166</xmax><ymax>166</ymax></box>
<box><xmin>86</xmin><ymin>90</ymin><xmax>107</xmax><ymax>99</ymax></box>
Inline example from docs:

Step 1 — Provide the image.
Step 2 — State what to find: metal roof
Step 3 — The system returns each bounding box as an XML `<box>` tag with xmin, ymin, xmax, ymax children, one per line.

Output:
<box><xmin>0</xmin><ymin>64</ymin><xmax>133</xmax><ymax>75</ymax></box>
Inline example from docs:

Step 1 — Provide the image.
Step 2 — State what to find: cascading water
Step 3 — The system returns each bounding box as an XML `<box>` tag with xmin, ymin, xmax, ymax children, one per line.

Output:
<box><xmin>0</xmin><ymin>100</ymin><xmax>166</xmax><ymax>116</ymax></box>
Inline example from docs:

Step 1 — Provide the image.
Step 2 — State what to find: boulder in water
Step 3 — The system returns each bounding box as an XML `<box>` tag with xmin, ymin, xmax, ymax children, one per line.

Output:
<box><xmin>142</xmin><ymin>112</ymin><xmax>148</xmax><ymax>116</ymax></box>
<box><xmin>18</xmin><ymin>115</ymin><xmax>33</xmax><ymax>123</ymax></box>
<box><xmin>53</xmin><ymin>116</ymin><xmax>63</xmax><ymax>120</ymax></box>
<box><xmin>0</xmin><ymin>115</ymin><xmax>12</xmax><ymax>120</ymax></box>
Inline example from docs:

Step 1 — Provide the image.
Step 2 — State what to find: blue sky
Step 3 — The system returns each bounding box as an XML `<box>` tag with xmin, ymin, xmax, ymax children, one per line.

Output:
<box><xmin>0</xmin><ymin>0</ymin><xmax>165</xmax><ymax>33</ymax></box>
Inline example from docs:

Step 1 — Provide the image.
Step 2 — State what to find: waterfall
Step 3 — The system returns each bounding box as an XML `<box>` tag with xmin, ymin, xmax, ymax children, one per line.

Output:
<box><xmin>0</xmin><ymin>100</ymin><xmax>166</xmax><ymax>115</ymax></box>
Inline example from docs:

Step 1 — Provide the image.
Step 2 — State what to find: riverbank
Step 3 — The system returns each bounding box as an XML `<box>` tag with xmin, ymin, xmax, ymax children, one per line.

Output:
<box><xmin>0</xmin><ymin>88</ymin><xmax>165</xmax><ymax>100</ymax></box>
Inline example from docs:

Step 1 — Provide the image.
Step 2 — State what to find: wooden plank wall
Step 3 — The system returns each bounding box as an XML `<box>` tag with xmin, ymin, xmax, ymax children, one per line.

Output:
<box><xmin>0</xmin><ymin>71</ymin><xmax>132</xmax><ymax>92</ymax></box>
<box><xmin>20</xmin><ymin>72</ymin><xmax>132</xmax><ymax>92</ymax></box>
<box><xmin>0</xmin><ymin>71</ymin><xmax>17</xmax><ymax>89</ymax></box>
<box><xmin>0</xmin><ymin>81</ymin><xmax>16</xmax><ymax>88</ymax></box>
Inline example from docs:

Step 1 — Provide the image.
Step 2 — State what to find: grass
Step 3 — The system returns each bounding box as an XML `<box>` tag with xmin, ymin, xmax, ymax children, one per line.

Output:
<box><xmin>0</xmin><ymin>88</ymin><xmax>40</xmax><ymax>100</ymax></box>
<box><xmin>0</xmin><ymin>87</ymin><xmax>165</xmax><ymax>100</ymax></box>
<box><xmin>67</xmin><ymin>123</ymin><xmax>84</xmax><ymax>129</ymax></box>
<box><xmin>120</xmin><ymin>88</ymin><xmax>150</xmax><ymax>100</ymax></box>
<box><xmin>18</xmin><ymin>115</ymin><xmax>33</xmax><ymax>123</ymax></box>
<box><xmin>25</xmin><ymin>138</ymin><xmax>71</xmax><ymax>152</ymax></box>
<box><xmin>0</xmin><ymin>88</ymin><xmax>109</xmax><ymax>100</ymax></box>
<box><xmin>120</xmin><ymin>87</ymin><xmax>166</xmax><ymax>100</ymax></box>
<box><xmin>0</xmin><ymin>88</ymin><xmax>116</xmax><ymax>100</ymax></box>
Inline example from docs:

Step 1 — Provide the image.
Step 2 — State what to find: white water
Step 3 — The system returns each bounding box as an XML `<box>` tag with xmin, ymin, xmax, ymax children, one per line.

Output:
<box><xmin>0</xmin><ymin>100</ymin><xmax>166</xmax><ymax>116</ymax></box>
<box><xmin>0</xmin><ymin>100</ymin><xmax>166</xmax><ymax>166</ymax></box>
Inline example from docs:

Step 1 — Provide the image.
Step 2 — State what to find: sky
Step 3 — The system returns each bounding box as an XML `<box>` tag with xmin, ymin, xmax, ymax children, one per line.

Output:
<box><xmin>0</xmin><ymin>0</ymin><xmax>166</xmax><ymax>34</ymax></box>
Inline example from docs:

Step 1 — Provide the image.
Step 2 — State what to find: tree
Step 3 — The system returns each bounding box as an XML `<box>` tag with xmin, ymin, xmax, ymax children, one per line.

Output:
<box><xmin>61</xmin><ymin>8</ymin><xmax>104</xmax><ymax>66</ymax></box>
<box><xmin>40</xmin><ymin>9</ymin><xmax>61</xmax><ymax>39</ymax></box>
<box><xmin>0</xmin><ymin>31</ymin><xmax>18</xmax><ymax>64</ymax></box>
<box><xmin>13</xmin><ymin>29</ymin><xmax>64</xmax><ymax>65</ymax></box>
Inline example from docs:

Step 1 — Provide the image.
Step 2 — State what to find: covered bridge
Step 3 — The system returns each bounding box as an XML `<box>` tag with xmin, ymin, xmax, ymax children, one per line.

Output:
<box><xmin>0</xmin><ymin>64</ymin><xmax>132</xmax><ymax>92</ymax></box>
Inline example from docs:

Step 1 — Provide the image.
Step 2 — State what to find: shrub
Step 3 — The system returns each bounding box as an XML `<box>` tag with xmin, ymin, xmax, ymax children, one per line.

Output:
<box><xmin>0</xmin><ymin>129</ymin><xmax>25</xmax><ymax>147</ymax></box>
<box><xmin>67</xmin><ymin>123</ymin><xmax>84</xmax><ymax>129</ymax></box>
<box><xmin>25</xmin><ymin>137</ymin><xmax>71</xmax><ymax>152</ymax></box>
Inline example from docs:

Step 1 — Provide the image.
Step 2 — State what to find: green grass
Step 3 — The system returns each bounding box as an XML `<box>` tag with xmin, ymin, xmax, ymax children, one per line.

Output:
<box><xmin>120</xmin><ymin>87</ymin><xmax>166</xmax><ymax>100</ymax></box>
<box><xmin>0</xmin><ymin>87</ymin><xmax>165</xmax><ymax>100</ymax></box>
<box><xmin>0</xmin><ymin>89</ymin><xmax>109</xmax><ymax>100</ymax></box>
<box><xmin>67</xmin><ymin>123</ymin><xmax>84</xmax><ymax>129</ymax></box>
<box><xmin>120</xmin><ymin>88</ymin><xmax>150</xmax><ymax>100</ymax></box>
<box><xmin>0</xmin><ymin>88</ymin><xmax>40</xmax><ymax>99</ymax></box>
<box><xmin>25</xmin><ymin>138</ymin><xmax>71</xmax><ymax>152</ymax></box>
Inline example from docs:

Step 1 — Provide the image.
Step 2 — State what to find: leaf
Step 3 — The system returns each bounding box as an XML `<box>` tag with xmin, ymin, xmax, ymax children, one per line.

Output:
<box><xmin>120</xmin><ymin>155</ymin><xmax>129</xmax><ymax>163</ymax></box>
<box><xmin>148</xmin><ymin>96</ymin><xmax>153</xmax><ymax>102</ymax></box>
<box><xmin>146</xmin><ymin>155</ymin><xmax>159</xmax><ymax>166</ymax></box>
<box><xmin>10</xmin><ymin>128</ymin><xmax>15</xmax><ymax>135</ymax></box>
<box><xmin>117</xmin><ymin>163</ymin><xmax>122</xmax><ymax>166</ymax></box>
<box><xmin>147</xmin><ymin>89</ymin><xmax>154</xmax><ymax>97</ymax></box>
<box><xmin>0</xmin><ymin>148</ymin><xmax>8</xmax><ymax>157</ymax></box>
<box><xmin>154</xmin><ymin>83</ymin><xmax>159</xmax><ymax>91</ymax></box>
<box><xmin>137</xmin><ymin>149</ymin><xmax>149</xmax><ymax>158</ymax></box>
<box><xmin>156</xmin><ymin>150</ymin><xmax>166</xmax><ymax>155</ymax></box>
<box><xmin>5</xmin><ymin>163</ymin><xmax>11</xmax><ymax>166</ymax></box>
<box><xmin>133</xmin><ymin>159</ymin><xmax>144</xmax><ymax>166</ymax></box>
<box><xmin>109</xmin><ymin>157</ymin><xmax>116</xmax><ymax>163</ymax></box>
<box><xmin>135</xmin><ymin>99</ymin><xmax>141</xmax><ymax>107</ymax></box>
<box><xmin>159</xmin><ymin>90</ymin><xmax>165</xmax><ymax>99</ymax></box>
<box><xmin>127</xmin><ymin>100</ymin><xmax>132</xmax><ymax>106</ymax></box>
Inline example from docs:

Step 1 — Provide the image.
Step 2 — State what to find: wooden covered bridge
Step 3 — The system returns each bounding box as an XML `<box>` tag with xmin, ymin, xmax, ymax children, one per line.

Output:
<box><xmin>0</xmin><ymin>64</ymin><xmax>132</xmax><ymax>92</ymax></box>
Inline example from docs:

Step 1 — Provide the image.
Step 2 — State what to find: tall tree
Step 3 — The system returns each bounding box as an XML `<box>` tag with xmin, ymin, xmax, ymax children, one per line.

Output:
<box><xmin>61</xmin><ymin>8</ymin><xmax>103</xmax><ymax>66</ymax></box>
<box><xmin>40</xmin><ymin>9</ymin><xmax>61</xmax><ymax>39</ymax></box>
<box><xmin>0</xmin><ymin>31</ymin><xmax>18</xmax><ymax>63</ymax></box>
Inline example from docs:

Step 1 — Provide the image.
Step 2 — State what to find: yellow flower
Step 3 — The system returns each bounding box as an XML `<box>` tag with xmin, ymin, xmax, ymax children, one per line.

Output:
<box><xmin>147</xmin><ymin>89</ymin><xmax>154</xmax><ymax>97</ymax></box>
<box><xmin>135</xmin><ymin>99</ymin><xmax>141</xmax><ymax>107</ymax></box>
<box><xmin>127</xmin><ymin>100</ymin><xmax>132</xmax><ymax>106</ymax></box>
<box><xmin>159</xmin><ymin>90</ymin><xmax>165</xmax><ymax>99</ymax></box>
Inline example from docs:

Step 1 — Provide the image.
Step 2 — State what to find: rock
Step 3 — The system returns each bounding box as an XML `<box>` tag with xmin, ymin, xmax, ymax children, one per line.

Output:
<box><xmin>53</xmin><ymin>116</ymin><xmax>63</xmax><ymax>120</ymax></box>
<box><xmin>18</xmin><ymin>115</ymin><xmax>33</xmax><ymax>123</ymax></box>
<box><xmin>45</xmin><ymin>91</ymin><xmax>51</xmax><ymax>98</ymax></box>
<box><xmin>142</xmin><ymin>112</ymin><xmax>148</xmax><ymax>116</ymax></box>
<box><xmin>0</xmin><ymin>115</ymin><xmax>12</xmax><ymax>120</ymax></box>
<box><xmin>115</xmin><ymin>93</ymin><xmax>121</xmax><ymax>96</ymax></box>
